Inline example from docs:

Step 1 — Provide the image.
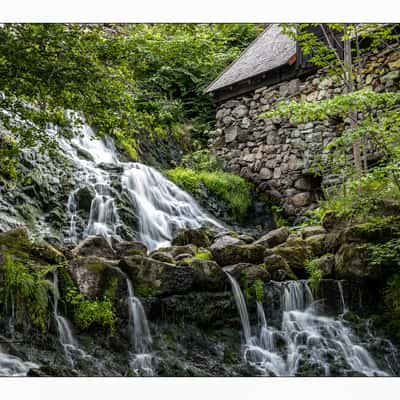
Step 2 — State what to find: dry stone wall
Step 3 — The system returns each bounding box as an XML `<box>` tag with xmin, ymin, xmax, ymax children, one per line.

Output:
<box><xmin>208</xmin><ymin>47</ymin><xmax>400</xmax><ymax>220</ymax></box>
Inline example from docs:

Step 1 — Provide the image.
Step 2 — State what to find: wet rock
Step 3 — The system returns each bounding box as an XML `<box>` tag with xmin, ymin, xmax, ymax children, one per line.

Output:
<box><xmin>264</xmin><ymin>254</ymin><xmax>295</xmax><ymax>281</ymax></box>
<box><xmin>120</xmin><ymin>255</ymin><xmax>194</xmax><ymax>297</ymax></box>
<box><xmin>72</xmin><ymin>236</ymin><xmax>116</xmax><ymax>259</ymax></box>
<box><xmin>172</xmin><ymin>227</ymin><xmax>211</xmax><ymax>248</ymax></box>
<box><xmin>228</xmin><ymin>263</ymin><xmax>270</xmax><ymax>291</ymax></box>
<box><xmin>75</xmin><ymin>186</ymin><xmax>96</xmax><ymax>213</ymax></box>
<box><xmin>301</xmin><ymin>225</ymin><xmax>327</xmax><ymax>239</ymax></box>
<box><xmin>255</xmin><ymin>227</ymin><xmax>290</xmax><ymax>248</ymax></box>
<box><xmin>191</xmin><ymin>259</ymin><xmax>227</xmax><ymax>292</ymax></box>
<box><xmin>68</xmin><ymin>256</ymin><xmax>122</xmax><ymax>299</ymax></box>
<box><xmin>114</xmin><ymin>240</ymin><xmax>148</xmax><ymax>258</ymax></box>
<box><xmin>151</xmin><ymin>251</ymin><xmax>175</xmax><ymax>264</ymax></box>
<box><xmin>210</xmin><ymin>235</ymin><xmax>264</xmax><ymax>266</ymax></box>
<box><xmin>335</xmin><ymin>244</ymin><xmax>378</xmax><ymax>279</ymax></box>
<box><xmin>161</xmin><ymin>244</ymin><xmax>197</xmax><ymax>259</ymax></box>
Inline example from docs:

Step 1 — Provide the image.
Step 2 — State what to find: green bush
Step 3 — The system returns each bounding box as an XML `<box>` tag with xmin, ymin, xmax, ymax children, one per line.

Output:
<box><xmin>304</xmin><ymin>257</ymin><xmax>323</xmax><ymax>294</ymax></box>
<box><xmin>0</xmin><ymin>254</ymin><xmax>53</xmax><ymax>331</ymax></box>
<box><xmin>165</xmin><ymin>167</ymin><xmax>201</xmax><ymax>194</ymax></box>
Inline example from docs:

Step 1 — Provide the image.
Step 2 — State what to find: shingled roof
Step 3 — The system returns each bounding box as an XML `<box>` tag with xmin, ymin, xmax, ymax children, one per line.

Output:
<box><xmin>205</xmin><ymin>24</ymin><xmax>296</xmax><ymax>94</ymax></box>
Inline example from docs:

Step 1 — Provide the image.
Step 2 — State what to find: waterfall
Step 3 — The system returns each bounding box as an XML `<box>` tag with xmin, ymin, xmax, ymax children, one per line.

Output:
<box><xmin>52</xmin><ymin>271</ymin><xmax>90</xmax><ymax>366</ymax></box>
<box><xmin>226</xmin><ymin>272</ymin><xmax>252</xmax><ymax>345</ymax></box>
<box><xmin>121</xmin><ymin>272</ymin><xmax>154</xmax><ymax>376</ymax></box>
<box><xmin>227</xmin><ymin>277</ymin><xmax>393</xmax><ymax>376</ymax></box>
<box><xmin>57</xmin><ymin>117</ymin><xmax>220</xmax><ymax>251</ymax></box>
<box><xmin>337</xmin><ymin>280</ymin><xmax>348</xmax><ymax>314</ymax></box>
<box><xmin>0</xmin><ymin>351</ymin><xmax>38</xmax><ymax>377</ymax></box>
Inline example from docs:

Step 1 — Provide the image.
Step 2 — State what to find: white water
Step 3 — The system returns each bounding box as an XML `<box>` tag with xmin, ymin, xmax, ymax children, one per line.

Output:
<box><xmin>0</xmin><ymin>351</ymin><xmax>38</xmax><ymax>377</ymax></box>
<box><xmin>53</xmin><ymin>271</ymin><xmax>92</xmax><ymax>366</ymax></box>
<box><xmin>227</xmin><ymin>276</ymin><xmax>392</xmax><ymax>376</ymax></box>
<box><xmin>56</xmin><ymin>116</ymin><xmax>220</xmax><ymax>251</ymax></box>
<box><xmin>123</xmin><ymin>274</ymin><xmax>154</xmax><ymax>376</ymax></box>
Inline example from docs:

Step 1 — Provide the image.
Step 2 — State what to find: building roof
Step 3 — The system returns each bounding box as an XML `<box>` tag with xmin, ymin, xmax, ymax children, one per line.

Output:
<box><xmin>205</xmin><ymin>24</ymin><xmax>296</xmax><ymax>94</ymax></box>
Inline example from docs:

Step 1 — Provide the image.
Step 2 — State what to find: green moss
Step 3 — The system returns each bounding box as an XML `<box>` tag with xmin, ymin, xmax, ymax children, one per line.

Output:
<box><xmin>0</xmin><ymin>253</ymin><xmax>53</xmax><ymax>332</ymax></box>
<box><xmin>271</xmin><ymin>205</ymin><xmax>290</xmax><ymax>228</ymax></box>
<box><xmin>61</xmin><ymin>267</ymin><xmax>116</xmax><ymax>333</ymax></box>
<box><xmin>114</xmin><ymin>131</ymin><xmax>138</xmax><ymax>161</ymax></box>
<box><xmin>165</xmin><ymin>167</ymin><xmax>201</xmax><ymax>194</ymax></box>
<box><xmin>253</xmin><ymin>279</ymin><xmax>264</xmax><ymax>302</ymax></box>
<box><xmin>136</xmin><ymin>285</ymin><xmax>161</xmax><ymax>297</ymax></box>
<box><xmin>166</xmin><ymin>167</ymin><xmax>252</xmax><ymax>221</ymax></box>
<box><xmin>194</xmin><ymin>250</ymin><xmax>212</xmax><ymax>260</ymax></box>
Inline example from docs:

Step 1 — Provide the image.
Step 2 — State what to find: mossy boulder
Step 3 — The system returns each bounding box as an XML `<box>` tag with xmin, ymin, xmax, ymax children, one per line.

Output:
<box><xmin>68</xmin><ymin>256</ymin><xmax>123</xmax><ymax>299</ymax></box>
<box><xmin>172</xmin><ymin>227</ymin><xmax>212</xmax><ymax>248</ymax></box>
<box><xmin>150</xmin><ymin>251</ymin><xmax>175</xmax><ymax>264</ymax></box>
<box><xmin>191</xmin><ymin>259</ymin><xmax>226</xmax><ymax>292</ymax></box>
<box><xmin>305</xmin><ymin>234</ymin><xmax>327</xmax><ymax>257</ymax></box>
<box><xmin>335</xmin><ymin>243</ymin><xmax>378</xmax><ymax>279</ymax></box>
<box><xmin>254</xmin><ymin>227</ymin><xmax>290</xmax><ymax>248</ymax></box>
<box><xmin>114</xmin><ymin>240</ymin><xmax>147</xmax><ymax>258</ymax></box>
<box><xmin>0</xmin><ymin>227</ymin><xmax>32</xmax><ymax>260</ymax></box>
<box><xmin>266</xmin><ymin>237</ymin><xmax>313</xmax><ymax>274</ymax></box>
<box><xmin>264</xmin><ymin>254</ymin><xmax>296</xmax><ymax>281</ymax></box>
<box><xmin>301</xmin><ymin>226</ymin><xmax>327</xmax><ymax>239</ymax></box>
<box><xmin>229</xmin><ymin>263</ymin><xmax>270</xmax><ymax>287</ymax></box>
<box><xmin>72</xmin><ymin>236</ymin><xmax>115</xmax><ymax>259</ymax></box>
<box><xmin>120</xmin><ymin>255</ymin><xmax>194</xmax><ymax>297</ymax></box>
<box><xmin>210</xmin><ymin>235</ymin><xmax>264</xmax><ymax>266</ymax></box>
<box><xmin>315</xmin><ymin>254</ymin><xmax>335</xmax><ymax>278</ymax></box>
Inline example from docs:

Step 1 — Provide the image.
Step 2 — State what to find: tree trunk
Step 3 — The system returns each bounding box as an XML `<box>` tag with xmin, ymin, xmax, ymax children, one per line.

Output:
<box><xmin>343</xmin><ymin>25</ymin><xmax>363</xmax><ymax>174</ymax></box>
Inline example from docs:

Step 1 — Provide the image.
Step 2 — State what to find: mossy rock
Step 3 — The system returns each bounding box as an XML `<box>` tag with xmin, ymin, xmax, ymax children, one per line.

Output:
<box><xmin>264</xmin><ymin>254</ymin><xmax>297</xmax><ymax>281</ymax></box>
<box><xmin>172</xmin><ymin>227</ymin><xmax>212</xmax><ymax>248</ymax></box>
<box><xmin>305</xmin><ymin>234</ymin><xmax>327</xmax><ymax>257</ymax></box>
<box><xmin>0</xmin><ymin>228</ymin><xmax>32</xmax><ymax>260</ymax></box>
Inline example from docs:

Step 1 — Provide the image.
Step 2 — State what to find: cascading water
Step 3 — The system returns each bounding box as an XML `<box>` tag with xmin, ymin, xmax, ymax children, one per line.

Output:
<box><xmin>122</xmin><ymin>273</ymin><xmax>154</xmax><ymax>376</ymax></box>
<box><xmin>0</xmin><ymin>351</ymin><xmax>38</xmax><ymax>377</ymax></box>
<box><xmin>52</xmin><ymin>271</ymin><xmax>91</xmax><ymax>366</ymax></box>
<box><xmin>57</xmin><ymin>116</ymin><xmax>220</xmax><ymax>251</ymax></box>
<box><xmin>227</xmin><ymin>275</ymin><xmax>395</xmax><ymax>376</ymax></box>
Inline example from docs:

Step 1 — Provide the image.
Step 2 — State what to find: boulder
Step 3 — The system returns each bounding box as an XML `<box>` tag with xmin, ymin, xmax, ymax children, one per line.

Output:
<box><xmin>120</xmin><ymin>255</ymin><xmax>194</xmax><ymax>297</ymax></box>
<box><xmin>210</xmin><ymin>235</ymin><xmax>264</xmax><ymax>266</ymax></box>
<box><xmin>305</xmin><ymin>234</ymin><xmax>327</xmax><ymax>257</ymax></box>
<box><xmin>315</xmin><ymin>254</ymin><xmax>335</xmax><ymax>278</ymax></box>
<box><xmin>114</xmin><ymin>240</ymin><xmax>148</xmax><ymax>258</ymax></box>
<box><xmin>150</xmin><ymin>251</ymin><xmax>175</xmax><ymax>264</ymax></box>
<box><xmin>160</xmin><ymin>244</ymin><xmax>197</xmax><ymax>259</ymax></box>
<box><xmin>301</xmin><ymin>226</ymin><xmax>327</xmax><ymax>239</ymax></box>
<box><xmin>291</xmin><ymin>192</ymin><xmax>313</xmax><ymax>208</ymax></box>
<box><xmin>228</xmin><ymin>263</ymin><xmax>270</xmax><ymax>290</ymax></box>
<box><xmin>335</xmin><ymin>244</ymin><xmax>378</xmax><ymax>279</ymax></box>
<box><xmin>191</xmin><ymin>259</ymin><xmax>226</xmax><ymax>292</ymax></box>
<box><xmin>172</xmin><ymin>227</ymin><xmax>211</xmax><ymax>248</ymax></box>
<box><xmin>72</xmin><ymin>236</ymin><xmax>115</xmax><ymax>259</ymax></box>
<box><xmin>68</xmin><ymin>256</ymin><xmax>122</xmax><ymax>299</ymax></box>
<box><xmin>255</xmin><ymin>227</ymin><xmax>290</xmax><ymax>248</ymax></box>
<box><xmin>264</xmin><ymin>254</ymin><xmax>295</xmax><ymax>281</ymax></box>
<box><xmin>75</xmin><ymin>186</ymin><xmax>95</xmax><ymax>213</ymax></box>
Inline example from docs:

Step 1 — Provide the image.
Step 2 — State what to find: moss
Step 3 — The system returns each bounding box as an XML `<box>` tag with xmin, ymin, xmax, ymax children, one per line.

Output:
<box><xmin>136</xmin><ymin>285</ymin><xmax>161</xmax><ymax>297</ymax></box>
<box><xmin>114</xmin><ymin>131</ymin><xmax>138</xmax><ymax>161</ymax></box>
<box><xmin>253</xmin><ymin>279</ymin><xmax>264</xmax><ymax>302</ymax></box>
<box><xmin>86</xmin><ymin>258</ymin><xmax>107</xmax><ymax>273</ymax></box>
<box><xmin>0</xmin><ymin>253</ymin><xmax>53</xmax><ymax>332</ymax></box>
<box><xmin>304</xmin><ymin>257</ymin><xmax>323</xmax><ymax>294</ymax></box>
<box><xmin>166</xmin><ymin>167</ymin><xmax>252</xmax><ymax>221</ymax></box>
<box><xmin>103</xmin><ymin>276</ymin><xmax>119</xmax><ymax>302</ymax></box>
<box><xmin>194</xmin><ymin>250</ymin><xmax>212</xmax><ymax>260</ymax></box>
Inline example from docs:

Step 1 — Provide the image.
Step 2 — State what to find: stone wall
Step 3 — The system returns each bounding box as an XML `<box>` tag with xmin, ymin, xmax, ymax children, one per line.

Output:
<box><xmin>208</xmin><ymin>47</ymin><xmax>400</xmax><ymax>220</ymax></box>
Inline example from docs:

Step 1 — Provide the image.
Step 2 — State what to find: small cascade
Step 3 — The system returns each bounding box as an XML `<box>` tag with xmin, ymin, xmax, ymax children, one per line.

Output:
<box><xmin>52</xmin><ymin>271</ymin><xmax>90</xmax><ymax>366</ymax></box>
<box><xmin>337</xmin><ymin>280</ymin><xmax>348</xmax><ymax>314</ymax></box>
<box><xmin>0</xmin><ymin>351</ymin><xmax>38</xmax><ymax>377</ymax></box>
<box><xmin>123</xmin><ymin>273</ymin><xmax>154</xmax><ymax>376</ymax></box>
<box><xmin>227</xmin><ymin>277</ymin><xmax>394</xmax><ymax>376</ymax></box>
<box><xmin>57</xmin><ymin>116</ymin><xmax>221</xmax><ymax>251</ymax></box>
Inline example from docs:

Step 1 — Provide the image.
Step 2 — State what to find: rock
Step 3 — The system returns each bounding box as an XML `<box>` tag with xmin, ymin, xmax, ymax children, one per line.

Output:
<box><xmin>161</xmin><ymin>244</ymin><xmax>197</xmax><ymax>259</ymax></box>
<box><xmin>225</xmin><ymin>125</ymin><xmax>239</xmax><ymax>143</ymax></box>
<box><xmin>120</xmin><ymin>255</ymin><xmax>194</xmax><ymax>296</ymax></box>
<box><xmin>72</xmin><ymin>236</ymin><xmax>115</xmax><ymax>259</ymax></box>
<box><xmin>172</xmin><ymin>227</ymin><xmax>211</xmax><ymax>248</ymax></box>
<box><xmin>335</xmin><ymin>244</ymin><xmax>378</xmax><ymax>279</ymax></box>
<box><xmin>229</xmin><ymin>263</ymin><xmax>270</xmax><ymax>288</ymax></box>
<box><xmin>264</xmin><ymin>254</ymin><xmax>295</xmax><ymax>281</ymax></box>
<box><xmin>210</xmin><ymin>235</ymin><xmax>264</xmax><ymax>266</ymax></box>
<box><xmin>151</xmin><ymin>251</ymin><xmax>175</xmax><ymax>264</ymax></box>
<box><xmin>232</xmin><ymin>105</ymin><xmax>248</xmax><ymax>119</ymax></box>
<box><xmin>255</xmin><ymin>227</ymin><xmax>290</xmax><ymax>248</ymax></box>
<box><xmin>75</xmin><ymin>186</ymin><xmax>96</xmax><ymax>212</ymax></box>
<box><xmin>68</xmin><ymin>256</ymin><xmax>122</xmax><ymax>299</ymax></box>
<box><xmin>31</xmin><ymin>241</ymin><xmax>65</xmax><ymax>263</ymax></box>
<box><xmin>268</xmin><ymin>237</ymin><xmax>313</xmax><ymax>273</ymax></box>
<box><xmin>304</xmin><ymin>234</ymin><xmax>327</xmax><ymax>256</ymax></box>
<box><xmin>0</xmin><ymin>227</ymin><xmax>32</xmax><ymax>258</ymax></box>
<box><xmin>294</xmin><ymin>178</ymin><xmax>314</xmax><ymax>191</ymax></box>
<box><xmin>321</xmin><ymin>211</ymin><xmax>346</xmax><ymax>231</ymax></box>
<box><xmin>291</xmin><ymin>192</ymin><xmax>313</xmax><ymax>208</ymax></box>
<box><xmin>301</xmin><ymin>226</ymin><xmax>327</xmax><ymax>239</ymax></box>
<box><xmin>315</xmin><ymin>254</ymin><xmax>335</xmax><ymax>277</ymax></box>
<box><xmin>236</xmin><ymin>234</ymin><xmax>255</xmax><ymax>244</ymax></box>
<box><xmin>191</xmin><ymin>259</ymin><xmax>226</xmax><ymax>292</ymax></box>
<box><xmin>114</xmin><ymin>240</ymin><xmax>148</xmax><ymax>258</ymax></box>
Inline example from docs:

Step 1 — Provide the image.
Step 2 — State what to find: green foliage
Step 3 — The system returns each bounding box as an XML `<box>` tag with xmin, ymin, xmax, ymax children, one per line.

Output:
<box><xmin>365</xmin><ymin>239</ymin><xmax>400</xmax><ymax>268</ymax></box>
<box><xmin>385</xmin><ymin>274</ymin><xmax>400</xmax><ymax>314</ymax></box>
<box><xmin>271</xmin><ymin>205</ymin><xmax>290</xmax><ymax>227</ymax></box>
<box><xmin>61</xmin><ymin>269</ymin><xmax>116</xmax><ymax>333</ymax></box>
<box><xmin>305</xmin><ymin>257</ymin><xmax>323</xmax><ymax>294</ymax></box>
<box><xmin>0</xmin><ymin>254</ymin><xmax>53</xmax><ymax>331</ymax></box>
<box><xmin>165</xmin><ymin>167</ymin><xmax>201</xmax><ymax>194</ymax></box>
<box><xmin>253</xmin><ymin>279</ymin><xmax>265</xmax><ymax>302</ymax></box>
<box><xmin>194</xmin><ymin>250</ymin><xmax>212</xmax><ymax>260</ymax></box>
<box><xmin>166</xmin><ymin>167</ymin><xmax>252</xmax><ymax>220</ymax></box>
<box><xmin>181</xmin><ymin>149</ymin><xmax>222</xmax><ymax>172</ymax></box>
<box><xmin>200</xmin><ymin>171</ymin><xmax>251</xmax><ymax>221</ymax></box>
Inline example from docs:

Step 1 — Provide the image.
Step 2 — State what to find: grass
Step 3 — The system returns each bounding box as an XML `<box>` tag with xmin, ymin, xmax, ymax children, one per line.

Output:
<box><xmin>166</xmin><ymin>167</ymin><xmax>252</xmax><ymax>221</ymax></box>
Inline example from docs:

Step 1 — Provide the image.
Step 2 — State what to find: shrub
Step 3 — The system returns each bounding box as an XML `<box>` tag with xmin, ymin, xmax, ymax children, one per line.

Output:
<box><xmin>0</xmin><ymin>254</ymin><xmax>53</xmax><ymax>332</ymax></box>
<box><xmin>304</xmin><ymin>257</ymin><xmax>323</xmax><ymax>294</ymax></box>
<box><xmin>165</xmin><ymin>167</ymin><xmax>201</xmax><ymax>194</ymax></box>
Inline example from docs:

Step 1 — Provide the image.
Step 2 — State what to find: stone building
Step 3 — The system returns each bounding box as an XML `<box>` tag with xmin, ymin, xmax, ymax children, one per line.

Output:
<box><xmin>205</xmin><ymin>24</ymin><xmax>400</xmax><ymax>220</ymax></box>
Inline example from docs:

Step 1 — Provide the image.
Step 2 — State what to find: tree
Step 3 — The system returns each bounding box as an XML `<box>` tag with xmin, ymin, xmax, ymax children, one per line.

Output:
<box><xmin>281</xmin><ymin>23</ymin><xmax>399</xmax><ymax>173</ymax></box>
